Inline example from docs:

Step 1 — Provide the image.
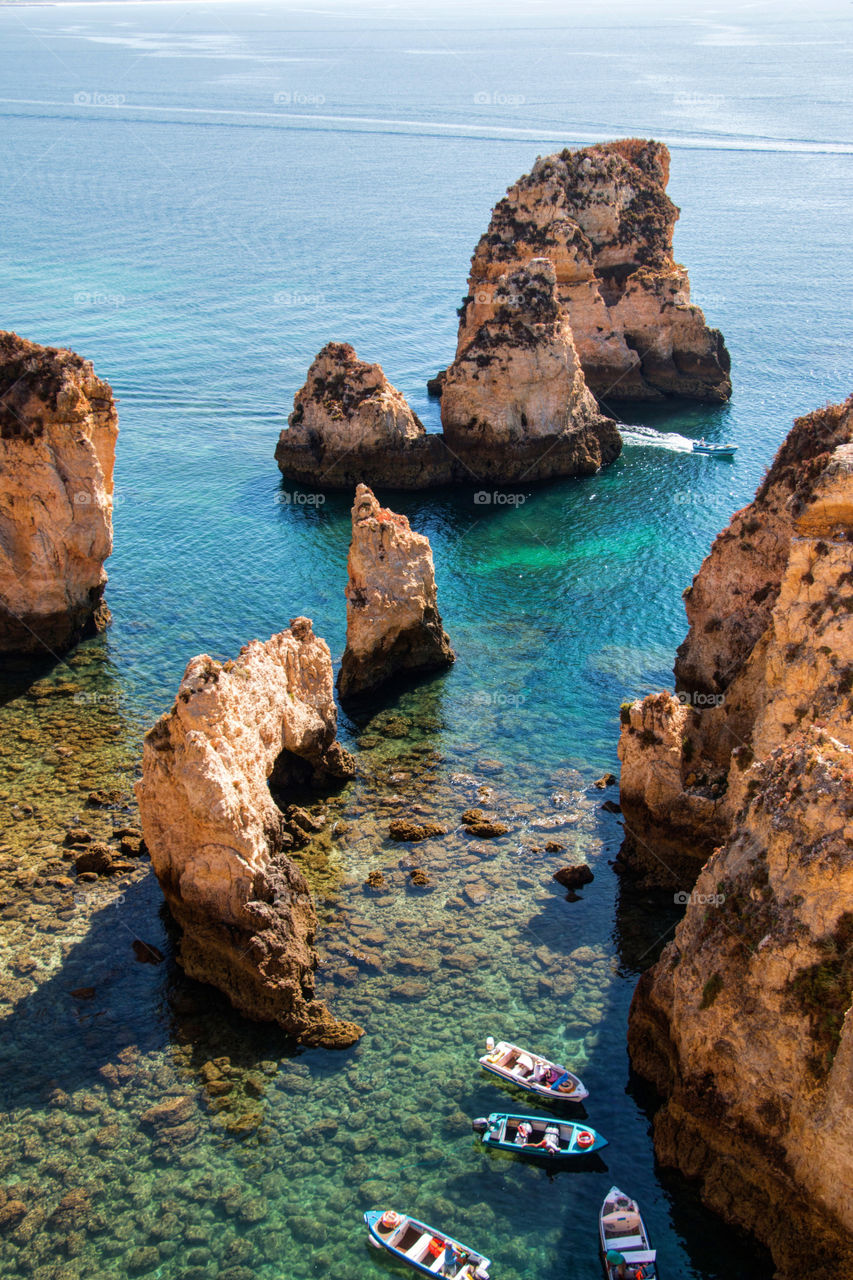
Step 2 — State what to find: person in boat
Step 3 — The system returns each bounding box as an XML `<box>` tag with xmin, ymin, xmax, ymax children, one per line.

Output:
<box><xmin>514</xmin><ymin>1121</ymin><xmax>533</xmax><ymax>1146</ymax></box>
<box><xmin>530</xmin><ymin>1125</ymin><xmax>561</xmax><ymax>1154</ymax></box>
<box><xmin>443</xmin><ymin>1241</ymin><xmax>460</xmax><ymax>1275</ymax></box>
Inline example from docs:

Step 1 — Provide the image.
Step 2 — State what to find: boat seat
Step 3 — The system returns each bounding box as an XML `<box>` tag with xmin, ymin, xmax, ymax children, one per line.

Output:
<box><xmin>406</xmin><ymin>1231</ymin><xmax>435</xmax><ymax>1262</ymax></box>
<box><xmin>428</xmin><ymin>1252</ymin><xmax>447</xmax><ymax>1273</ymax></box>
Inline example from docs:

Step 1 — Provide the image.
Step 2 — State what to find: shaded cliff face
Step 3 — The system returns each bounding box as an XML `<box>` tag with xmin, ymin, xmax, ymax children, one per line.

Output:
<box><xmin>338</xmin><ymin>484</ymin><xmax>454</xmax><ymax>702</ymax></box>
<box><xmin>455</xmin><ymin>139</ymin><xmax>731</xmax><ymax>405</ymax></box>
<box><xmin>0</xmin><ymin>331</ymin><xmax>118</xmax><ymax>655</ymax></box>
<box><xmin>441</xmin><ymin>259</ymin><xmax>622</xmax><ymax>481</ymax></box>
<box><xmin>136</xmin><ymin>618</ymin><xmax>361</xmax><ymax>1049</ymax></box>
<box><xmin>622</xmin><ymin>395</ymin><xmax>853</xmax><ymax>1279</ymax></box>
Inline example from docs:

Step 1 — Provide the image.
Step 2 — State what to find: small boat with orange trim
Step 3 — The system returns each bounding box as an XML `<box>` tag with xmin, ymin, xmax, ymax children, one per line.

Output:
<box><xmin>364</xmin><ymin>1209</ymin><xmax>492</xmax><ymax>1277</ymax></box>
<box><xmin>472</xmin><ymin>1111</ymin><xmax>607</xmax><ymax>1161</ymax></box>
<box><xmin>478</xmin><ymin>1037</ymin><xmax>589</xmax><ymax>1102</ymax></box>
<box><xmin>599</xmin><ymin>1187</ymin><xmax>658</xmax><ymax>1279</ymax></box>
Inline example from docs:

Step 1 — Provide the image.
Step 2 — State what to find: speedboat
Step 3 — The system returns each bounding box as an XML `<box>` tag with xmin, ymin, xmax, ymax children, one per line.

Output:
<box><xmin>599</xmin><ymin>1187</ymin><xmax>657</xmax><ymax>1279</ymax></box>
<box><xmin>364</xmin><ymin>1209</ymin><xmax>491</xmax><ymax>1278</ymax></box>
<box><xmin>692</xmin><ymin>439</ymin><xmax>737</xmax><ymax>457</ymax></box>
<box><xmin>478</xmin><ymin>1038</ymin><xmax>589</xmax><ymax>1102</ymax></box>
<box><xmin>472</xmin><ymin>1111</ymin><xmax>607</xmax><ymax>1160</ymax></box>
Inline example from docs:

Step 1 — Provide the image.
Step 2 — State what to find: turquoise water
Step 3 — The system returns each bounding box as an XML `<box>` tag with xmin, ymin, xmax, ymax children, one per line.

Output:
<box><xmin>0</xmin><ymin>3</ymin><xmax>852</xmax><ymax>1278</ymax></box>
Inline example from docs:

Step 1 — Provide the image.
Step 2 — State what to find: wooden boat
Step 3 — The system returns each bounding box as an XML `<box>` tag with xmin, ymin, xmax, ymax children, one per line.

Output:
<box><xmin>364</xmin><ymin>1209</ymin><xmax>492</xmax><ymax>1278</ymax></box>
<box><xmin>472</xmin><ymin>1111</ymin><xmax>607</xmax><ymax>1160</ymax></box>
<box><xmin>478</xmin><ymin>1039</ymin><xmax>589</xmax><ymax>1102</ymax></box>
<box><xmin>599</xmin><ymin>1187</ymin><xmax>658</xmax><ymax>1279</ymax></box>
<box><xmin>692</xmin><ymin>439</ymin><xmax>737</xmax><ymax>458</ymax></box>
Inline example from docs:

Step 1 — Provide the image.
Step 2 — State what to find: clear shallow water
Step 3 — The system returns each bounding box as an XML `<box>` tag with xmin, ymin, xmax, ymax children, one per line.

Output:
<box><xmin>0</xmin><ymin>3</ymin><xmax>851</xmax><ymax>1278</ymax></box>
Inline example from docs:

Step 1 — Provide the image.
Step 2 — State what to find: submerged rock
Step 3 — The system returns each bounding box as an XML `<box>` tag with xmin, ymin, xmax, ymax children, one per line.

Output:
<box><xmin>454</xmin><ymin>139</ymin><xmax>730</xmax><ymax>405</ymax></box>
<box><xmin>136</xmin><ymin>617</ymin><xmax>362</xmax><ymax>1048</ymax></box>
<box><xmin>0</xmin><ymin>331</ymin><xmax>118</xmax><ymax>654</ymax></box>
<box><xmin>623</xmin><ymin>394</ymin><xmax>853</xmax><ymax>1278</ymax></box>
<box><xmin>338</xmin><ymin>485</ymin><xmax>454</xmax><ymax>702</ymax></box>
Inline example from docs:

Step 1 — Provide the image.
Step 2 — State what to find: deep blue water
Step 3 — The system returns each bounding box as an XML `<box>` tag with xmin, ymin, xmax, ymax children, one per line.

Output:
<box><xmin>0</xmin><ymin>3</ymin><xmax>851</xmax><ymax>1279</ymax></box>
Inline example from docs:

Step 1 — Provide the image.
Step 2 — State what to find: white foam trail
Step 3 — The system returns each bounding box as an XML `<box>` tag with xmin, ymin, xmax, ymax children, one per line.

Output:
<box><xmin>620</xmin><ymin>425</ymin><xmax>695</xmax><ymax>452</ymax></box>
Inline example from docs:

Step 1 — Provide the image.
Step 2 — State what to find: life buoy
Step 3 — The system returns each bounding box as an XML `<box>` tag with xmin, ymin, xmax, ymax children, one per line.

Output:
<box><xmin>380</xmin><ymin>1210</ymin><xmax>402</xmax><ymax>1231</ymax></box>
<box><xmin>575</xmin><ymin>1129</ymin><xmax>595</xmax><ymax>1149</ymax></box>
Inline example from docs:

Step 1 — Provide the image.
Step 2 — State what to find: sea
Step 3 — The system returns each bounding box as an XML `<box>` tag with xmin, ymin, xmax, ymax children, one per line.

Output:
<box><xmin>0</xmin><ymin>2</ymin><xmax>851</xmax><ymax>1277</ymax></box>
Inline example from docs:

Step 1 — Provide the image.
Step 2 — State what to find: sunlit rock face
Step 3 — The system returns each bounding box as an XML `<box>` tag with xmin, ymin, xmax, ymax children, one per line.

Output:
<box><xmin>0</xmin><ymin>331</ymin><xmax>118</xmax><ymax>655</ymax></box>
<box><xmin>137</xmin><ymin>618</ymin><xmax>362</xmax><ymax>1049</ymax></box>
<box><xmin>623</xmin><ymin>395</ymin><xmax>853</xmax><ymax>1280</ymax></box>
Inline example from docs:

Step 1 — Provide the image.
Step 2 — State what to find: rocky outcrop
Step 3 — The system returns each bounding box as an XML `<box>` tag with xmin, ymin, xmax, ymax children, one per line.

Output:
<box><xmin>449</xmin><ymin>138</ymin><xmax>730</xmax><ymax>405</ymax></box>
<box><xmin>622</xmin><ymin>395</ymin><xmax>853</xmax><ymax>1278</ymax></box>
<box><xmin>338</xmin><ymin>484</ymin><xmax>454</xmax><ymax>701</ymax></box>
<box><xmin>440</xmin><ymin>259</ymin><xmax>622</xmax><ymax>481</ymax></box>
<box><xmin>277</xmin><ymin>327</ymin><xmax>620</xmax><ymax>490</ymax></box>
<box><xmin>618</xmin><ymin>395</ymin><xmax>853</xmax><ymax>883</ymax></box>
<box><xmin>274</xmin><ymin>342</ymin><xmax>453</xmax><ymax>489</ymax></box>
<box><xmin>136</xmin><ymin>618</ymin><xmax>361</xmax><ymax>1048</ymax></box>
<box><xmin>0</xmin><ymin>331</ymin><xmax>118</xmax><ymax>654</ymax></box>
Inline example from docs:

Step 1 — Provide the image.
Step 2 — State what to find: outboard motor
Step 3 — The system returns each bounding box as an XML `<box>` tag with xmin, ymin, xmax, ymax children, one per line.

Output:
<box><xmin>471</xmin><ymin>1117</ymin><xmax>489</xmax><ymax>1134</ymax></box>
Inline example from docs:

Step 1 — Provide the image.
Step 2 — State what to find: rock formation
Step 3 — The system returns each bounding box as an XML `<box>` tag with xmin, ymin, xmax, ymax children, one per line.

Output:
<box><xmin>446</xmin><ymin>138</ymin><xmax>730</xmax><ymax>406</ymax></box>
<box><xmin>136</xmin><ymin>617</ymin><xmax>362</xmax><ymax>1048</ymax></box>
<box><xmin>620</xmin><ymin>395</ymin><xmax>853</xmax><ymax>1278</ymax></box>
<box><xmin>618</xmin><ymin>394</ymin><xmax>853</xmax><ymax>884</ymax></box>
<box><xmin>275</xmin><ymin>342</ymin><xmax>452</xmax><ymax>489</ymax></box>
<box><xmin>276</xmin><ymin>322</ymin><xmax>620</xmax><ymax>491</ymax></box>
<box><xmin>440</xmin><ymin>259</ymin><xmax>622</xmax><ymax>481</ymax></box>
<box><xmin>0</xmin><ymin>331</ymin><xmax>118</xmax><ymax>654</ymax></box>
<box><xmin>338</xmin><ymin>484</ymin><xmax>454</xmax><ymax>701</ymax></box>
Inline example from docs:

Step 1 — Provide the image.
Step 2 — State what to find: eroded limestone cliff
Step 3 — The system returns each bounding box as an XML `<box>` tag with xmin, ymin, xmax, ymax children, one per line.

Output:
<box><xmin>450</xmin><ymin>138</ymin><xmax>730</xmax><ymax>405</ymax></box>
<box><xmin>136</xmin><ymin>618</ymin><xmax>361</xmax><ymax>1048</ymax></box>
<box><xmin>618</xmin><ymin>395</ymin><xmax>853</xmax><ymax>883</ymax></box>
<box><xmin>338</xmin><ymin>484</ymin><xmax>454</xmax><ymax>701</ymax></box>
<box><xmin>621</xmin><ymin>395</ymin><xmax>853</xmax><ymax>1278</ymax></box>
<box><xmin>440</xmin><ymin>259</ymin><xmax>621</xmax><ymax>481</ymax></box>
<box><xmin>0</xmin><ymin>331</ymin><xmax>118</xmax><ymax>654</ymax></box>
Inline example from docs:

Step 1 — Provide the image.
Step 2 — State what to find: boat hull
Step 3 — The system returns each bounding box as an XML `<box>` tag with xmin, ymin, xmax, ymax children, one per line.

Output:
<box><xmin>478</xmin><ymin>1041</ymin><xmax>589</xmax><ymax>1102</ymax></box>
<box><xmin>364</xmin><ymin>1210</ymin><xmax>491</xmax><ymax>1278</ymax></box>
<box><xmin>475</xmin><ymin>1112</ymin><xmax>607</xmax><ymax>1160</ymax></box>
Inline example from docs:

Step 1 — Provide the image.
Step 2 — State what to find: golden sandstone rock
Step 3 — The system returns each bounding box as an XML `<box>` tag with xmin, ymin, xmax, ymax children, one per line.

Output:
<box><xmin>621</xmin><ymin>395</ymin><xmax>853</xmax><ymax>1278</ymax></box>
<box><xmin>0</xmin><ymin>331</ymin><xmax>117</xmax><ymax>654</ymax></box>
<box><xmin>137</xmin><ymin>618</ymin><xmax>361</xmax><ymax>1048</ymax></box>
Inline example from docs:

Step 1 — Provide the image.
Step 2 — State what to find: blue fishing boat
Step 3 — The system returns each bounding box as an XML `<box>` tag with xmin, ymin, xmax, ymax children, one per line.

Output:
<box><xmin>692</xmin><ymin>439</ymin><xmax>737</xmax><ymax>458</ymax></box>
<box><xmin>472</xmin><ymin>1111</ymin><xmax>607</xmax><ymax>1160</ymax></box>
<box><xmin>478</xmin><ymin>1038</ymin><xmax>589</xmax><ymax>1102</ymax></box>
<box><xmin>599</xmin><ymin>1187</ymin><xmax>658</xmax><ymax>1279</ymax></box>
<box><xmin>364</xmin><ymin>1209</ymin><xmax>492</xmax><ymax>1278</ymax></box>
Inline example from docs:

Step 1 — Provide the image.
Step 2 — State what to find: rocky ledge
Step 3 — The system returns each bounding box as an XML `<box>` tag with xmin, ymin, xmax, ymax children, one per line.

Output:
<box><xmin>622</xmin><ymin>394</ymin><xmax>853</xmax><ymax>1278</ymax></box>
<box><xmin>0</xmin><ymin>331</ymin><xmax>118</xmax><ymax>655</ymax></box>
<box><xmin>338</xmin><ymin>484</ymin><xmax>454</xmax><ymax>702</ymax></box>
<box><xmin>445</xmin><ymin>138</ymin><xmax>730</xmax><ymax>406</ymax></box>
<box><xmin>136</xmin><ymin>617</ymin><xmax>362</xmax><ymax>1048</ymax></box>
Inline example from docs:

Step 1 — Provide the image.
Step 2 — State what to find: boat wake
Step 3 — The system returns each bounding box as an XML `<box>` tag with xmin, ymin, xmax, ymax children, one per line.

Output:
<box><xmin>619</xmin><ymin>425</ymin><xmax>695</xmax><ymax>453</ymax></box>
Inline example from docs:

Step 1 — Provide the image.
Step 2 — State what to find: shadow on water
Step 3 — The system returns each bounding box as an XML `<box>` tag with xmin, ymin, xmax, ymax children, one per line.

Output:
<box><xmin>0</xmin><ymin>873</ymin><xmax>353</xmax><ymax>1114</ymax></box>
